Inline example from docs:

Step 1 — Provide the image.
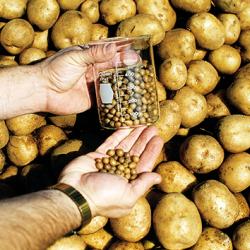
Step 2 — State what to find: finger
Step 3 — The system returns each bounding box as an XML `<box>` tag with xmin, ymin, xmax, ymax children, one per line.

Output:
<box><xmin>137</xmin><ymin>136</ymin><xmax>164</xmax><ymax>173</ymax></box>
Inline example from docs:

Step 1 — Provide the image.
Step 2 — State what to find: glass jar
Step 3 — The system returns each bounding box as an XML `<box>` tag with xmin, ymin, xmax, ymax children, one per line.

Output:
<box><xmin>93</xmin><ymin>36</ymin><xmax>159</xmax><ymax>129</ymax></box>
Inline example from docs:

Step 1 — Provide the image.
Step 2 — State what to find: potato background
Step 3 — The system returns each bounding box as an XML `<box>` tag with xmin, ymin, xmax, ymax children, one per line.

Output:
<box><xmin>0</xmin><ymin>0</ymin><xmax>249</xmax><ymax>249</ymax></box>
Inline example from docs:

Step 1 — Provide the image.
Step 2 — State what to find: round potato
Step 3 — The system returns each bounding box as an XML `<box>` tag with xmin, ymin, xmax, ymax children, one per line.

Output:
<box><xmin>191</xmin><ymin>227</ymin><xmax>233</xmax><ymax>250</ymax></box>
<box><xmin>235</xmin><ymin>63</ymin><xmax>250</xmax><ymax>80</ymax></box>
<box><xmin>217</xmin><ymin>115</ymin><xmax>250</xmax><ymax>153</ymax></box>
<box><xmin>49</xmin><ymin>114</ymin><xmax>76</xmax><ymax>128</ymax></box>
<box><xmin>91</xmin><ymin>24</ymin><xmax>108</xmax><ymax>41</ymax></box>
<box><xmin>19</xmin><ymin>48</ymin><xmax>46</xmax><ymax>65</ymax></box>
<box><xmin>51</xmin><ymin>10</ymin><xmax>92</xmax><ymax>49</ymax></box>
<box><xmin>78</xmin><ymin>216</ymin><xmax>108</xmax><ymax>235</ymax></box>
<box><xmin>159</xmin><ymin>57</ymin><xmax>187</xmax><ymax>90</ymax></box>
<box><xmin>1</xmin><ymin>19</ymin><xmax>34</xmax><ymax>55</ymax></box>
<box><xmin>100</xmin><ymin>0</ymin><xmax>136</xmax><ymax>25</ymax></box>
<box><xmin>153</xmin><ymin>193</ymin><xmax>202</xmax><ymax>249</ymax></box>
<box><xmin>192</xmin><ymin>48</ymin><xmax>207</xmax><ymax>61</ymax></box>
<box><xmin>109</xmin><ymin>241</ymin><xmax>144</xmax><ymax>250</ymax></box>
<box><xmin>218</xmin><ymin>14</ymin><xmax>241</xmax><ymax>44</ymax></box>
<box><xmin>136</xmin><ymin>0</ymin><xmax>176</xmax><ymax>31</ymax></box>
<box><xmin>32</xmin><ymin>30</ymin><xmax>48</xmax><ymax>52</ymax></box>
<box><xmin>233</xmin><ymin>220</ymin><xmax>250</xmax><ymax>250</ymax></box>
<box><xmin>0</xmin><ymin>0</ymin><xmax>27</xmax><ymax>19</ymax></box>
<box><xmin>0</xmin><ymin>120</ymin><xmax>9</xmax><ymax>149</ymax></box>
<box><xmin>170</xmin><ymin>0</ymin><xmax>211</xmax><ymax>13</ymax></box>
<box><xmin>155</xmin><ymin>80</ymin><xmax>167</xmax><ymax>102</ymax></box>
<box><xmin>155</xmin><ymin>100</ymin><xmax>182</xmax><ymax>143</ymax></box>
<box><xmin>156</xmin><ymin>161</ymin><xmax>196</xmax><ymax>193</ymax></box>
<box><xmin>7</xmin><ymin>135</ymin><xmax>38</xmax><ymax>166</ymax></box>
<box><xmin>57</xmin><ymin>0</ymin><xmax>85</xmax><ymax>10</ymax></box>
<box><xmin>0</xmin><ymin>166</ymin><xmax>18</xmax><ymax>180</ymax></box>
<box><xmin>158</xmin><ymin>28</ymin><xmax>196</xmax><ymax>64</ymax></box>
<box><xmin>116</xmin><ymin>14</ymin><xmax>165</xmax><ymax>46</ymax></box>
<box><xmin>186</xmin><ymin>60</ymin><xmax>220</xmax><ymax>95</ymax></box>
<box><xmin>237</xmin><ymin>4</ymin><xmax>250</xmax><ymax>30</ymax></box>
<box><xmin>0</xmin><ymin>56</ymin><xmax>18</xmax><ymax>67</ymax></box>
<box><xmin>0</xmin><ymin>150</ymin><xmax>5</xmax><ymax>172</ymax></box>
<box><xmin>213</xmin><ymin>0</ymin><xmax>244</xmax><ymax>13</ymax></box>
<box><xmin>219</xmin><ymin>152</ymin><xmax>250</xmax><ymax>193</ymax></box>
<box><xmin>234</xmin><ymin>193</ymin><xmax>250</xmax><ymax>222</ymax></box>
<box><xmin>80</xmin><ymin>0</ymin><xmax>99</xmax><ymax>23</ymax></box>
<box><xmin>110</xmin><ymin>197</ymin><xmax>151</xmax><ymax>242</ymax></box>
<box><xmin>173</xmin><ymin>86</ymin><xmax>207</xmax><ymax>128</ymax></box>
<box><xmin>180</xmin><ymin>135</ymin><xmax>224</xmax><ymax>174</ymax></box>
<box><xmin>193</xmin><ymin>180</ymin><xmax>239</xmax><ymax>229</ymax></box>
<box><xmin>239</xmin><ymin>30</ymin><xmax>250</xmax><ymax>50</ymax></box>
<box><xmin>187</xmin><ymin>13</ymin><xmax>225</xmax><ymax>50</ymax></box>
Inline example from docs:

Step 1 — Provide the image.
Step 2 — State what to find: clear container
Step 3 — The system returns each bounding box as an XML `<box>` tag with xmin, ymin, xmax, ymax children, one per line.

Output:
<box><xmin>92</xmin><ymin>36</ymin><xmax>159</xmax><ymax>129</ymax></box>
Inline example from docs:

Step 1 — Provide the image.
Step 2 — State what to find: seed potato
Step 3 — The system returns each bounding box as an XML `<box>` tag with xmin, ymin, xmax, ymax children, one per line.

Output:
<box><xmin>109</xmin><ymin>241</ymin><xmax>144</xmax><ymax>250</ymax></box>
<box><xmin>235</xmin><ymin>63</ymin><xmax>250</xmax><ymax>80</ymax></box>
<box><xmin>237</xmin><ymin>3</ymin><xmax>250</xmax><ymax>30</ymax></box>
<box><xmin>234</xmin><ymin>193</ymin><xmax>250</xmax><ymax>222</ymax></box>
<box><xmin>0</xmin><ymin>56</ymin><xmax>18</xmax><ymax>67</ymax></box>
<box><xmin>232</xmin><ymin>220</ymin><xmax>250</xmax><ymax>250</ymax></box>
<box><xmin>155</xmin><ymin>80</ymin><xmax>167</xmax><ymax>102</ymax></box>
<box><xmin>239</xmin><ymin>30</ymin><xmax>250</xmax><ymax>58</ymax></box>
<box><xmin>78</xmin><ymin>216</ymin><xmax>108</xmax><ymax>235</ymax></box>
<box><xmin>0</xmin><ymin>0</ymin><xmax>28</xmax><ymax>19</ymax></box>
<box><xmin>80</xmin><ymin>0</ymin><xmax>99</xmax><ymax>23</ymax></box>
<box><xmin>213</xmin><ymin>0</ymin><xmax>245</xmax><ymax>13</ymax></box>
<box><xmin>32</xmin><ymin>30</ymin><xmax>48</xmax><ymax>51</ymax></box>
<box><xmin>193</xmin><ymin>180</ymin><xmax>239</xmax><ymax>229</ymax></box>
<box><xmin>91</xmin><ymin>24</ymin><xmax>108</xmax><ymax>41</ymax></box>
<box><xmin>0</xmin><ymin>120</ymin><xmax>9</xmax><ymax>149</ymax></box>
<box><xmin>0</xmin><ymin>166</ymin><xmax>18</xmax><ymax>180</ymax></box>
<box><xmin>0</xmin><ymin>150</ymin><xmax>5</xmax><ymax>172</ymax></box>
<box><xmin>19</xmin><ymin>48</ymin><xmax>46</xmax><ymax>65</ymax></box>
<box><xmin>192</xmin><ymin>48</ymin><xmax>207</xmax><ymax>61</ymax></box>
<box><xmin>57</xmin><ymin>0</ymin><xmax>85</xmax><ymax>10</ymax></box>
<box><xmin>170</xmin><ymin>0</ymin><xmax>211</xmax><ymax>13</ymax></box>
<box><xmin>49</xmin><ymin>114</ymin><xmax>77</xmax><ymax>128</ymax></box>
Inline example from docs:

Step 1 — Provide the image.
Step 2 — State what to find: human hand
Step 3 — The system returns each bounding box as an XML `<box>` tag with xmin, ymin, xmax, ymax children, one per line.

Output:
<box><xmin>59</xmin><ymin>126</ymin><xmax>164</xmax><ymax>218</ymax></box>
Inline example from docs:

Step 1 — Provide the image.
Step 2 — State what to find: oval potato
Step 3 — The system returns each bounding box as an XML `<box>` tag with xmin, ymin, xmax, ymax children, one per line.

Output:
<box><xmin>213</xmin><ymin>0</ymin><xmax>244</xmax><ymax>13</ymax></box>
<box><xmin>233</xmin><ymin>220</ymin><xmax>250</xmax><ymax>250</ymax></box>
<box><xmin>234</xmin><ymin>193</ymin><xmax>250</xmax><ymax>222</ymax></box>
<box><xmin>0</xmin><ymin>121</ymin><xmax>9</xmax><ymax>149</ymax></box>
<box><xmin>91</xmin><ymin>24</ymin><xmax>108</xmax><ymax>41</ymax></box>
<box><xmin>0</xmin><ymin>0</ymin><xmax>27</xmax><ymax>19</ymax></box>
<box><xmin>19</xmin><ymin>47</ymin><xmax>46</xmax><ymax>65</ymax></box>
<box><xmin>170</xmin><ymin>0</ymin><xmax>211</xmax><ymax>13</ymax></box>
<box><xmin>78</xmin><ymin>216</ymin><xmax>108</xmax><ymax>235</ymax></box>
<box><xmin>109</xmin><ymin>241</ymin><xmax>144</xmax><ymax>250</ymax></box>
<box><xmin>80</xmin><ymin>0</ymin><xmax>99</xmax><ymax>23</ymax></box>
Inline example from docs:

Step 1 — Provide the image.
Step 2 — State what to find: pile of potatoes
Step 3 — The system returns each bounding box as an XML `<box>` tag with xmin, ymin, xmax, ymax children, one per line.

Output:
<box><xmin>0</xmin><ymin>0</ymin><xmax>250</xmax><ymax>249</ymax></box>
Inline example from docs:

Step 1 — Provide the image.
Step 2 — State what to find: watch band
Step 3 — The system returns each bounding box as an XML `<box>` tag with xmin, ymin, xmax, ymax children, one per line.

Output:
<box><xmin>49</xmin><ymin>183</ymin><xmax>92</xmax><ymax>227</ymax></box>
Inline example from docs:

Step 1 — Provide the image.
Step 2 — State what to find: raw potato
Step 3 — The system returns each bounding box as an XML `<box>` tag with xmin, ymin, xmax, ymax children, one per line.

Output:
<box><xmin>0</xmin><ymin>121</ymin><xmax>9</xmax><ymax>149</ymax></box>
<box><xmin>213</xmin><ymin>0</ymin><xmax>244</xmax><ymax>13</ymax></box>
<box><xmin>176</xmin><ymin>127</ymin><xmax>190</xmax><ymax>136</ymax></box>
<box><xmin>187</xmin><ymin>13</ymin><xmax>225</xmax><ymax>50</ymax></box>
<box><xmin>173</xmin><ymin>86</ymin><xmax>207</xmax><ymax>128</ymax></box>
<box><xmin>7</xmin><ymin>135</ymin><xmax>38</xmax><ymax>166</ymax></box>
<box><xmin>0</xmin><ymin>150</ymin><xmax>5</xmax><ymax>171</ymax></box>
<box><xmin>159</xmin><ymin>57</ymin><xmax>187</xmax><ymax>90</ymax></box>
<box><xmin>155</xmin><ymin>100</ymin><xmax>182</xmax><ymax>143</ymax></box>
<box><xmin>100</xmin><ymin>0</ymin><xmax>136</xmax><ymax>25</ymax></box>
<box><xmin>0</xmin><ymin>56</ymin><xmax>18</xmax><ymax>67</ymax></box>
<box><xmin>237</xmin><ymin>4</ymin><xmax>250</xmax><ymax>30</ymax></box>
<box><xmin>78</xmin><ymin>216</ymin><xmax>108</xmax><ymax>235</ymax></box>
<box><xmin>236</xmin><ymin>63</ymin><xmax>250</xmax><ymax>81</ymax></box>
<box><xmin>155</xmin><ymin>81</ymin><xmax>167</xmax><ymax>102</ymax></box>
<box><xmin>1</xmin><ymin>19</ymin><xmax>34</xmax><ymax>55</ymax></box>
<box><xmin>0</xmin><ymin>166</ymin><xmax>18</xmax><ymax>180</ymax></box>
<box><xmin>27</xmin><ymin>0</ymin><xmax>60</xmax><ymax>30</ymax></box>
<box><xmin>234</xmin><ymin>193</ymin><xmax>250</xmax><ymax>222</ymax></box>
<box><xmin>239</xmin><ymin>30</ymin><xmax>250</xmax><ymax>56</ymax></box>
<box><xmin>193</xmin><ymin>180</ymin><xmax>239</xmax><ymax>229</ymax></box>
<box><xmin>158</xmin><ymin>29</ymin><xmax>196</xmax><ymax>64</ymax></box>
<box><xmin>156</xmin><ymin>161</ymin><xmax>196</xmax><ymax>193</ymax></box>
<box><xmin>191</xmin><ymin>227</ymin><xmax>233</xmax><ymax>250</ymax></box>
<box><xmin>0</xmin><ymin>0</ymin><xmax>28</xmax><ymax>19</ymax></box>
<box><xmin>209</xmin><ymin>45</ymin><xmax>241</xmax><ymax>74</ymax></box>
<box><xmin>51</xmin><ymin>10</ymin><xmax>92</xmax><ymax>49</ymax></box>
<box><xmin>19</xmin><ymin>48</ymin><xmax>46</xmax><ymax>65</ymax></box>
<box><xmin>109</xmin><ymin>241</ymin><xmax>144</xmax><ymax>250</ymax></box>
<box><xmin>110</xmin><ymin>197</ymin><xmax>151</xmax><ymax>242</ymax></box>
<box><xmin>218</xmin><ymin>14</ymin><xmax>241</xmax><ymax>44</ymax></box>
<box><xmin>219</xmin><ymin>152</ymin><xmax>250</xmax><ymax>192</ymax></box>
<box><xmin>37</xmin><ymin>125</ymin><xmax>67</xmax><ymax>156</ymax></box>
<box><xmin>192</xmin><ymin>48</ymin><xmax>207</xmax><ymax>61</ymax></box>
<box><xmin>186</xmin><ymin>60</ymin><xmax>220</xmax><ymax>95</ymax></box>
<box><xmin>116</xmin><ymin>14</ymin><xmax>165</xmax><ymax>46</ymax></box>
<box><xmin>232</xmin><ymin>220</ymin><xmax>250</xmax><ymax>250</ymax></box>
<box><xmin>81</xmin><ymin>228</ymin><xmax>112</xmax><ymax>249</ymax></box>
<box><xmin>49</xmin><ymin>114</ymin><xmax>77</xmax><ymax>128</ymax></box>
<box><xmin>57</xmin><ymin>0</ymin><xmax>85</xmax><ymax>10</ymax></box>
<box><xmin>170</xmin><ymin>0</ymin><xmax>211</xmax><ymax>13</ymax></box>
<box><xmin>91</xmin><ymin>24</ymin><xmax>108</xmax><ymax>41</ymax></box>
<box><xmin>153</xmin><ymin>193</ymin><xmax>202</xmax><ymax>249</ymax></box>
<box><xmin>32</xmin><ymin>30</ymin><xmax>48</xmax><ymax>51</ymax></box>
<box><xmin>81</xmin><ymin>0</ymin><xmax>99</xmax><ymax>23</ymax></box>
<box><xmin>217</xmin><ymin>115</ymin><xmax>250</xmax><ymax>153</ymax></box>
<box><xmin>6</xmin><ymin>114</ymin><xmax>46</xmax><ymax>136</ymax></box>
<box><xmin>136</xmin><ymin>0</ymin><xmax>176</xmax><ymax>31</ymax></box>
<box><xmin>48</xmin><ymin>235</ymin><xmax>87</xmax><ymax>250</ymax></box>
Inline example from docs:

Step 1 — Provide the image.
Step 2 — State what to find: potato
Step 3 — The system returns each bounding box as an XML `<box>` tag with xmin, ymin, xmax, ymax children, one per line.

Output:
<box><xmin>49</xmin><ymin>114</ymin><xmax>76</xmax><ymax>128</ymax></box>
<box><xmin>232</xmin><ymin>220</ymin><xmax>250</xmax><ymax>250</ymax></box>
<box><xmin>193</xmin><ymin>180</ymin><xmax>239</xmax><ymax>229</ymax></box>
<box><xmin>116</xmin><ymin>14</ymin><xmax>165</xmax><ymax>46</ymax></box>
<box><xmin>237</xmin><ymin>4</ymin><xmax>250</xmax><ymax>30</ymax></box>
<box><xmin>239</xmin><ymin>30</ymin><xmax>250</xmax><ymax>50</ymax></box>
<box><xmin>32</xmin><ymin>30</ymin><xmax>48</xmax><ymax>51</ymax></box>
<box><xmin>81</xmin><ymin>228</ymin><xmax>112</xmax><ymax>249</ymax></box>
<box><xmin>156</xmin><ymin>161</ymin><xmax>196</xmax><ymax>193</ymax></box>
<box><xmin>27</xmin><ymin>0</ymin><xmax>60</xmax><ymax>31</ymax></box>
<box><xmin>57</xmin><ymin>0</ymin><xmax>85</xmax><ymax>10</ymax></box>
<box><xmin>110</xmin><ymin>197</ymin><xmax>151</xmax><ymax>242</ymax></box>
<box><xmin>19</xmin><ymin>48</ymin><xmax>46</xmax><ymax>65</ymax></box>
<box><xmin>206</xmin><ymin>90</ymin><xmax>231</xmax><ymax>118</ymax></box>
<box><xmin>80</xmin><ymin>0</ymin><xmax>99</xmax><ymax>23</ymax></box>
<box><xmin>37</xmin><ymin>125</ymin><xmax>67</xmax><ymax>156</ymax></box>
<box><xmin>192</xmin><ymin>48</ymin><xmax>207</xmax><ymax>61</ymax></box>
<box><xmin>170</xmin><ymin>0</ymin><xmax>211</xmax><ymax>13</ymax></box>
<box><xmin>176</xmin><ymin>127</ymin><xmax>190</xmax><ymax>136</ymax></box>
<box><xmin>0</xmin><ymin>120</ymin><xmax>9</xmax><ymax>149</ymax></box>
<box><xmin>155</xmin><ymin>81</ymin><xmax>166</xmax><ymax>102</ymax></box>
<box><xmin>236</xmin><ymin>63</ymin><xmax>250</xmax><ymax>80</ymax></box>
<box><xmin>0</xmin><ymin>56</ymin><xmax>18</xmax><ymax>67</ymax></box>
<box><xmin>0</xmin><ymin>150</ymin><xmax>5</xmax><ymax>172</ymax></box>
<box><xmin>100</xmin><ymin>0</ymin><xmax>136</xmax><ymax>25</ymax></box>
<box><xmin>187</xmin><ymin>13</ymin><xmax>225</xmax><ymax>50</ymax></box>
<box><xmin>213</xmin><ymin>0</ymin><xmax>245</xmax><ymax>13</ymax></box>
<box><xmin>1</xmin><ymin>19</ymin><xmax>34</xmax><ymax>55</ymax></box>
<box><xmin>0</xmin><ymin>166</ymin><xmax>18</xmax><ymax>180</ymax></box>
<box><xmin>6</xmin><ymin>114</ymin><xmax>46</xmax><ymax>136</ymax></box>
<box><xmin>48</xmin><ymin>235</ymin><xmax>87</xmax><ymax>250</ymax></box>
<box><xmin>218</xmin><ymin>14</ymin><xmax>241</xmax><ymax>44</ymax></box>
<box><xmin>0</xmin><ymin>0</ymin><xmax>27</xmax><ymax>19</ymax></box>
<box><xmin>51</xmin><ymin>10</ymin><xmax>92</xmax><ymax>49</ymax></box>
<box><xmin>158</xmin><ymin>29</ymin><xmax>196</xmax><ymax>64</ymax></box>
<box><xmin>109</xmin><ymin>241</ymin><xmax>144</xmax><ymax>250</ymax></box>
<box><xmin>7</xmin><ymin>135</ymin><xmax>38</xmax><ymax>166</ymax></box>
<box><xmin>217</xmin><ymin>115</ymin><xmax>250</xmax><ymax>153</ymax></box>
<box><xmin>159</xmin><ymin>57</ymin><xmax>187</xmax><ymax>91</ymax></box>
<box><xmin>219</xmin><ymin>152</ymin><xmax>250</xmax><ymax>192</ymax></box>
<box><xmin>91</xmin><ymin>24</ymin><xmax>108</xmax><ymax>41</ymax></box>
<box><xmin>155</xmin><ymin>100</ymin><xmax>182</xmax><ymax>143</ymax></box>
<box><xmin>136</xmin><ymin>0</ymin><xmax>176</xmax><ymax>31</ymax></box>
<box><xmin>173</xmin><ymin>86</ymin><xmax>207</xmax><ymax>128</ymax></box>
<box><xmin>180</xmin><ymin>135</ymin><xmax>224</xmax><ymax>174</ymax></box>
<box><xmin>186</xmin><ymin>60</ymin><xmax>220</xmax><ymax>95</ymax></box>
<box><xmin>208</xmin><ymin>45</ymin><xmax>241</xmax><ymax>74</ymax></box>
<box><xmin>191</xmin><ymin>227</ymin><xmax>233</xmax><ymax>250</ymax></box>
<box><xmin>234</xmin><ymin>193</ymin><xmax>250</xmax><ymax>222</ymax></box>
<box><xmin>78</xmin><ymin>216</ymin><xmax>108</xmax><ymax>235</ymax></box>
<box><xmin>153</xmin><ymin>193</ymin><xmax>202</xmax><ymax>249</ymax></box>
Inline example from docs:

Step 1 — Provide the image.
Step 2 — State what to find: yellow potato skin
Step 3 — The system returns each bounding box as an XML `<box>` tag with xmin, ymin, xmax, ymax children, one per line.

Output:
<box><xmin>171</xmin><ymin>0</ymin><xmax>211</xmax><ymax>13</ymax></box>
<box><xmin>233</xmin><ymin>221</ymin><xmax>250</xmax><ymax>250</ymax></box>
